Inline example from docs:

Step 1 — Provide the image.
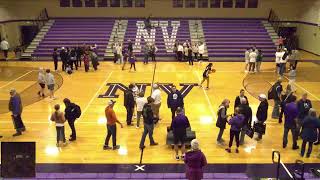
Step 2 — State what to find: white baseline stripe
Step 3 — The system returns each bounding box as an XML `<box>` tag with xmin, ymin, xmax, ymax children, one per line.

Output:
<box><xmin>283</xmin><ymin>76</ymin><xmax>320</xmax><ymax>101</ymax></box>
<box><xmin>78</xmin><ymin>71</ymin><xmax>113</xmax><ymax>121</ymax></box>
<box><xmin>0</xmin><ymin>70</ymin><xmax>34</xmax><ymax>89</ymax></box>
<box><xmin>194</xmin><ymin>71</ymin><xmax>217</xmax><ymax>120</ymax></box>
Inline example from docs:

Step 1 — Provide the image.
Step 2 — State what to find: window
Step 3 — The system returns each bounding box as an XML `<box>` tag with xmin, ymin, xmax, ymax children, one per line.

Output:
<box><xmin>210</xmin><ymin>0</ymin><xmax>220</xmax><ymax>8</ymax></box>
<box><xmin>222</xmin><ymin>0</ymin><xmax>233</xmax><ymax>8</ymax></box>
<box><xmin>110</xmin><ymin>0</ymin><xmax>120</xmax><ymax>7</ymax></box>
<box><xmin>123</xmin><ymin>0</ymin><xmax>133</xmax><ymax>7</ymax></box>
<box><xmin>72</xmin><ymin>0</ymin><xmax>82</xmax><ymax>7</ymax></box>
<box><xmin>135</xmin><ymin>0</ymin><xmax>145</xmax><ymax>7</ymax></box>
<box><xmin>173</xmin><ymin>0</ymin><xmax>183</xmax><ymax>8</ymax></box>
<box><xmin>198</xmin><ymin>0</ymin><xmax>208</xmax><ymax>8</ymax></box>
<box><xmin>60</xmin><ymin>0</ymin><xmax>70</xmax><ymax>7</ymax></box>
<box><xmin>248</xmin><ymin>0</ymin><xmax>258</xmax><ymax>8</ymax></box>
<box><xmin>84</xmin><ymin>0</ymin><xmax>95</xmax><ymax>7</ymax></box>
<box><xmin>235</xmin><ymin>0</ymin><xmax>245</xmax><ymax>8</ymax></box>
<box><xmin>97</xmin><ymin>0</ymin><xmax>108</xmax><ymax>7</ymax></box>
<box><xmin>185</xmin><ymin>0</ymin><xmax>196</xmax><ymax>8</ymax></box>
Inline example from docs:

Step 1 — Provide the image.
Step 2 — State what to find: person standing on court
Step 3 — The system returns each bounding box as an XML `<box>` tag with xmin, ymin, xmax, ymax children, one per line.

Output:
<box><xmin>177</xmin><ymin>43</ymin><xmax>184</xmax><ymax>61</ymax></box>
<box><xmin>136</xmin><ymin>92</ymin><xmax>147</xmax><ymax>128</ymax></box>
<box><xmin>225</xmin><ymin>107</ymin><xmax>245</xmax><ymax>153</ymax></box>
<box><xmin>45</xmin><ymin>69</ymin><xmax>56</xmax><ymax>99</ymax></box>
<box><xmin>244</xmin><ymin>48</ymin><xmax>250</xmax><ymax>72</ymax></box>
<box><xmin>234</xmin><ymin>89</ymin><xmax>249</xmax><ymax>111</ymax></box>
<box><xmin>248</xmin><ymin>48</ymin><xmax>257</xmax><ymax>73</ymax></box>
<box><xmin>9</xmin><ymin>89</ymin><xmax>26</xmax><ymax>136</ymax></box>
<box><xmin>297</xmin><ymin>93</ymin><xmax>312</xmax><ymax>136</ymax></box>
<box><xmin>270</xmin><ymin>78</ymin><xmax>283</xmax><ymax>120</ymax></box>
<box><xmin>50</xmin><ymin>104</ymin><xmax>66</xmax><ymax>147</ymax></box>
<box><xmin>151</xmin><ymin>84</ymin><xmax>162</xmax><ymax>122</ymax></box>
<box><xmin>52</xmin><ymin>48</ymin><xmax>59</xmax><ymax>71</ymax></box>
<box><xmin>104</xmin><ymin>100</ymin><xmax>123</xmax><ymax>150</ymax></box>
<box><xmin>255</xmin><ymin>94</ymin><xmax>268</xmax><ymax>141</ymax></box>
<box><xmin>129</xmin><ymin>53</ymin><xmax>136</xmax><ymax>71</ymax></box>
<box><xmin>172</xmin><ymin>107</ymin><xmax>190</xmax><ymax>161</ymax></box>
<box><xmin>300</xmin><ymin>109</ymin><xmax>320</xmax><ymax>158</ymax></box>
<box><xmin>279</xmin><ymin>84</ymin><xmax>294</xmax><ymax>123</ymax></box>
<box><xmin>150</xmin><ymin>43</ymin><xmax>158</xmax><ymax>62</ymax></box>
<box><xmin>199</xmin><ymin>63</ymin><xmax>214</xmax><ymax>90</ymax></box>
<box><xmin>184</xmin><ymin>139</ymin><xmax>207</xmax><ymax>180</ymax></box>
<box><xmin>279</xmin><ymin>48</ymin><xmax>289</xmax><ymax>76</ymax></box>
<box><xmin>255</xmin><ymin>49</ymin><xmax>263</xmax><ymax>73</ymax></box>
<box><xmin>139</xmin><ymin>96</ymin><xmax>159</xmax><ymax>149</ymax></box>
<box><xmin>216</xmin><ymin>99</ymin><xmax>230</xmax><ymax>145</ymax></box>
<box><xmin>283</xmin><ymin>95</ymin><xmax>299</xmax><ymax>150</ymax></box>
<box><xmin>124</xmin><ymin>84</ymin><xmax>135</xmax><ymax>126</ymax></box>
<box><xmin>192</xmin><ymin>43</ymin><xmax>199</xmax><ymax>61</ymax></box>
<box><xmin>198</xmin><ymin>42</ymin><xmax>205</xmax><ymax>61</ymax></box>
<box><xmin>167</xmin><ymin>85</ymin><xmax>184</xmax><ymax>121</ymax></box>
<box><xmin>63</xmin><ymin>98</ymin><xmax>81</xmax><ymax>141</ymax></box>
<box><xmin>1</xmin><ymin>38</ymin><xmax>9</xmax><ymax>60</ymax></box>
<box><xmin>59</xmin><ymin>47</ymin><xmax>67</xmax><ymax>71</ymax></box>
<box><xmin>37</xmin><ymin>68</ymin><xmax>46</xmax><ymax>98</ymax></box>
<box><xmin>239</xmin><ymin>98</ymin><xmax>252</xmax><ymax>145</ymax></box>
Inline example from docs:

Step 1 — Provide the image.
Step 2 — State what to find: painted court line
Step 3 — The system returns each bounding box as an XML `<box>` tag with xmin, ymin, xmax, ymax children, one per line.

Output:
<box><xmin>194</xmin><ymin>71</ymin><xmax>217</xmax><ymax>120</ymax></box>
<box><xmin>283</xmin><ymin>76</ymin><xmax>320</xmax><ymax>101</ymax></box>
<box><xmin>78</xmin><ymin>71</ymin><xmax>113</xmax><ymax>121</ymax></box>
<box><xmin>0</xmin><ymin>70</ymin><xmax>34</xmax><ymax>89</ymax></box>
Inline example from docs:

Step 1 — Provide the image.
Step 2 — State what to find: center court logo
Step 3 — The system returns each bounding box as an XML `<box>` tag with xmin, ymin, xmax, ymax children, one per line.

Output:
<box><xmin>99</xmin><ymin>83</ymin><xmax>198</xmax><ymax>98</ymax></box>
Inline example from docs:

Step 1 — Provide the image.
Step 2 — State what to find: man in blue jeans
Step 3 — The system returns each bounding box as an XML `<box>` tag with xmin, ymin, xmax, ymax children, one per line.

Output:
<box><xmin>139</xmin><ymin>97</ymin><xmax>159</xmax><ymax>149</ymax></box>
<box><xmin>283</xmin><ymin>96</ymin><xmax>299</xmax><ymax>150</ymax></box>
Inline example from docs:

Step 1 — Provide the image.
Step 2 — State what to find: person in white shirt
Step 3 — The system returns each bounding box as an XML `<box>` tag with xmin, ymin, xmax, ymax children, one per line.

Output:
<box><xmin>248</xmin><ymin>49</ymin><xmax>257</xmax><ymax>73</ymax></box>
<box><xmin>136</xmin><ymin>92</ymin><xmax>147</xmax><ymax>128</ymax></box>
<box><xmin>198</xmin><ymin>43</ymin><xmax>205</xmax><ymax>61</ymax></box>
<box><xmin>151</xmin><ymin>84</ymin><xmax>161</xmax><ymax>121</ymax></box>
<box><xmin>46</xmin><ymin>69</ymin><xmax>56</xmax><ymax>99</ymax></box>
<box><xmin>279</xmin><ymin>48</ymin><xmax>289</xmax><ymax>76</ymax></box>
<box><xmin>177</xmin><ymin>44</ymin><xmax>183</xmax><ymax>61</ymax></box>
<box><xmin>275</xmin><ymin>48</ymin><xmax>285</xmax><ymax>74</ymax></box>
<box><xmin>1</xmin><ymin>39</ymin><xmax>9</xmax><ymax>60</ymax></box>
<box><xmin>116</xmin><ymin>43</ymin><xmax>123</xmax><ymax>64</ymax></box>
<box><xmin>38</xmin><ymin>68</ymin><xmax>46</xmax><ymax>98</ymax></box>
<box><xmin>244</xmin><ymin>48</ymin><xmax>250</xmax><ymax>72</ymax></box>
<box><xmin>192</xmin><ymin>43</ymin><xmax>199</xmax><ymax>61</ymax></box>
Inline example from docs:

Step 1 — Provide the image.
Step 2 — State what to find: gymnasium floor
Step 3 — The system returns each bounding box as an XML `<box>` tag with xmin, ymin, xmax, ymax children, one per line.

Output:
<box><xmin>0</xmin><ymin>60</ymin><xmax>319</xmax><ymax>167</ymax></box>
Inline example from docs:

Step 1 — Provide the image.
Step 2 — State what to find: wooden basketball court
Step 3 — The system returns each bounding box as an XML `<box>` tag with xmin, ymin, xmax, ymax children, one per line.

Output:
<box><xmin>0</xmin><ymin>59</ymin><xmax>319</xmax><ymax>165</ymax></box>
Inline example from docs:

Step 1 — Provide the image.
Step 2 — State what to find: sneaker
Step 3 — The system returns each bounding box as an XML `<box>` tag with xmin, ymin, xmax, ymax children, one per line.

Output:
<box><xmin>175</xmin><ymin>155</ymin><xmax>180</xmax><ymax>161</ymax></box>
<box><xmin>20</xmin><ymin>127</ymin><xmax>26</xmax><ymax>132</ymax></box>
<box><xmin>205</xmin><ymin>87</ymin><xmax>209</xmax><ymax>90</ymax></box>
<box><xmin>306</xmin><ymin>154</ymin><xmax>310</xmax><ymax>158</ymax></box>
<box><xmin>181</xmin><ymin>154</ymin><xmax>185</xmax><ymax>160</ymax></box>
<box><xmin>103</xmin><ymin>145</ymin><xmax>112</xmax><ymax>150</ymax></box>
<box><xmin>127</xmin><ymin>124</ymin><xmax>134</xmax><ymax>126</ymax></box>
<box><xmin>113</xmin><ymin>145</ymin><xmax>120</xmax><ymax>150</ymax></box>
<box><xmin>0</xmin><ymin>135</ymin><xmax>3</xmax><ymax>138</ymax></box>
<box><xmin>140</xmin><ymin>145</ymin><xmax>146</xmax><ymax>150</ymax></box>
<box><xmin>314</xmin><ymin>141</ymin><xmax>320</xmax><ymax>145</ymax></box>
<box><xmin>136</xmin><ymin>126</ymin><xmax>139</xmax><ymax>129</ymax></box>
<box><xmin>150</xmin><ymin>142</ymin><xmax>159</xmax><ymax>146</ymax></box>
<box><xmin>12</xmin><ymin>132</ymin><xmax>22</xmax><ymax>136</ymax></box>
<box><xmin>292</xmin><ymin>146</ymin><xmax>299</xmax><ymax>150</ymax></box>
<box><xmin>236</xmin><ymin>149</ymin><xmax>239</xmax><ymax>153</ymax></box>
<box><xmin>225</xmin><ymin>148</ymin><xmax>231</xmax><ymax>153</ymax></box>
<box><xmin>69</xmin><ymin>138</ymin><xmax>76</xmax><ymax>141</ymax></box>
<box><xmin>283</xmin><ymin>144</ymin><xmax>287</xmax><ymax>148</ymax></box>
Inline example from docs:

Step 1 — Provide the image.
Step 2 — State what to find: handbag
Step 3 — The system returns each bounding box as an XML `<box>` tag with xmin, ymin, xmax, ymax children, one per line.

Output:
<box><xmin>253</xmin><ymin>122</ymin><xmax>266</xmax><ymax>135</ymax></box>
<box><xmin>245</xmin><ymin>126</ymin><xmax>254</xmax><ymax>138</ymax></box>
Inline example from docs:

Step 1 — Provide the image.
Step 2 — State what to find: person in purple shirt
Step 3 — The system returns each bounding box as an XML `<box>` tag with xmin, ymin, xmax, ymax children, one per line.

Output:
<box><xmin>8</xmin><ymin>89</ymin><xmax>26</xmax><ymax>136</ymax></box>
<box><xmin>184</xmin><ymin>139</ymin><xmax>207</xmax><ymax>180</ymax></box>
<box><xmin>283</xmin><ymin>95</ymin><xmax>299</xmax><ymax>149</ymax></box>
<box><xmin>172</xmin><ymin>107</ymin><xmax>190</xmax><ymax>161</ymax></box>
<box><xmin>225</xmin><ymin>107</ymin><xmax>244</xmax><ymax>153</ymax></box>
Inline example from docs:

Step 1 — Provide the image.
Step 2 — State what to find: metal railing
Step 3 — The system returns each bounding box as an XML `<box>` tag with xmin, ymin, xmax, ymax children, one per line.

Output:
<box><xmin>32</xmin><ymin>8</ymin><xmax>49</xmax><ymax>33</ymax></box>
<box><xmin>268</xmin><ymin>9</ymin><xmax>281</xmax><ymax>35</ymax></box>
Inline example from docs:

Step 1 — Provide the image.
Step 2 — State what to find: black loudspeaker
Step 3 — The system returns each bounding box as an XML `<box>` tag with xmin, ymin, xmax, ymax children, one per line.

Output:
<box><xmin>1</xmin><ymin>142</ymin><xmax>36</xmax><ymax>178</ymax></box>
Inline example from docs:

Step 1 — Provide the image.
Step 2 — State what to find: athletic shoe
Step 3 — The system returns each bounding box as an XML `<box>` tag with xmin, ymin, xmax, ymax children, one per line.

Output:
<box><xmin>140</xmin><ymin>145</ymin><xmax>146</xmax><ymax>150</ymax></box>
<box><xmin>113</xmin><ymin>145</ymin><xmax>120</xmax><ymax>150</ymax></box>
<box><xmin>175</xmin><ymin>155</ymin><xmax>180</xmax><ymax>161</ymax></box>
<box><xmin>0</xmin><ymin>135</ymin><xmax>3</xmax><ymax>138</ymax></box>
<box><xmin>205</xmin><ymin>87</ymin><xmax>209</xmax><ymax>90</ymax></box>
<box><xmin>181</xmin><ymin>154</ymin><xmax>185</xmax><ymax>160</ymax></box>
<box><xmin>103</xmin><ymin>145</ymin><xmax>112</xmax><ymax>150</ymax></box>
<box><xmin>225</xmin><ymin>148</ymin><xmax>231</xmax><ymax>153</ymax></box>
<box><xmin>136</xmin><ymin>126</ymin><xmax>139</xmax><ymax>129</ymax></box>
<box><xmin>12</xmin><ymin>132</ymin><xmax>22</xmax><ymax>137</ymax></box>
<box><xmin>236</xmin><ymin>149</ymin><xmax>239</xmax><ymax>153</ymax></box>
<box><xmin>69</xmin><ymin>138</ymin><xmax>76</xmax><ymax>141</ymax></box>
<box><xmin>283</xmin><ymin>144</ymin><xmax>287</xmax><ymax>148</ymax></box>
<box><xmin>150</xmin><ymin>142</ymin><xmax>159</xmax><ymax>146</ymax></box>
<box><xmin>306</xmin><ymin>154</ymin><xmax>310</xmax><ymax>158</ymax></box>
<box><xmin>292</xmin><ymin>146</ymin><xmax>299</xmax><ymax>150</ymax></box>
<box><xmin>314</xmin><ymin>141</ymin><xmax>320</xmax><ymax>145</ymax></box>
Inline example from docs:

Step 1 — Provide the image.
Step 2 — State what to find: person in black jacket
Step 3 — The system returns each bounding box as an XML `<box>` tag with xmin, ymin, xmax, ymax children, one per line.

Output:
<box><xmin>239</xmin><ymin>98</ymin><xmax>252</xmax><ymax>145</ymax></box>
<box><xmin>52</xmin><ymin>48</ymin><xmax>59</xmax><ymax>71</ymax></box>
<box><xmin>270</xmin><ymin>78</ymin><xmax>283</xmax><ymax>120</ymax></box>
<box><xmin>167</xmin><ymin>85</ymin><xmax>184</xmax><ymax>121</ymax></box>
<box><xmin>234</xmin><ymin>89</ymin><xmax>249</xmax><ymax>111</ymax></box>
<box><xmin>297</xmin><ymin>93</ymin><xmax>312</xmax><ymax>136</ymax></box>
<box><xmin>124</xmin><ymin>84</ymin><xmax>135</xmax><ymax>126</ymax></box>
<box><xmin>216</xmin><ymin>99</ymin><xmax>230</xmax><ymax>145</ymax></box>
<box><xmin>60</xmin><ymin>47</ymin><xmax>67</xmax><ymax>71</ymax></box>
<box><xmin>139</xmin><ymin>96</ymin><xmax>159</xmax><ymax>149</ymax></box>
<box><xmin>255</xmin><ymin>94</ymin><xmax>268</xmax><ymax>140</ymax></box>
<box><xmin>63</xmin><ymin>98</ymin><xmax>79</xmax><ymax>141</ymax></box>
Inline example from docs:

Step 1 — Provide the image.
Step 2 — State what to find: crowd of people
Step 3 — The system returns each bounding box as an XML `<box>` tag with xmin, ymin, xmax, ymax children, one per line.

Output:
<box><xmin>52</xmin><ymin>44</ymin><xmax>100</xmax><ymax>74</ymax></box>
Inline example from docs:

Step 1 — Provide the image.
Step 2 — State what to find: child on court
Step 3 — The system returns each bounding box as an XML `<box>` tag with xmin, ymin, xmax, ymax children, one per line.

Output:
<box><xmin>129</xmin><ymin>53</ymin><xmax>136</xmax><ymax>71</ymax></box>
<box><xmin>50</xmin><ymin>104</ymin><xmax>67</xmax><ymax>147</ymax></box>
<box><xmin>199</xmin><ymin>63</ymin><xmax>215</xmax><ymax>90</ymax></box>
<box><xmin>37</xmin><ymin>68</ymin><xmax>46</xmax><ymax>97</ymax></box>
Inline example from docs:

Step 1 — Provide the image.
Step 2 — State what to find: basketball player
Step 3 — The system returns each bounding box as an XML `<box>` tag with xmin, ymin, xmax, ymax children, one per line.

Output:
<box><xmin>199</xmin><ymin>63</ymin><xmax>215</xmax><ymax>90</ymax></box>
